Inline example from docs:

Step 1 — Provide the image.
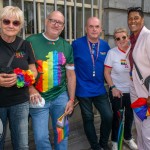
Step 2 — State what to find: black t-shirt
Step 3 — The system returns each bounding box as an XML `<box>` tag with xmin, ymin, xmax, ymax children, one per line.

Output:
<box><xmin>0</xmin><ymin>36</ymin><xmax>35</xmax><ymax>107</ymax></box>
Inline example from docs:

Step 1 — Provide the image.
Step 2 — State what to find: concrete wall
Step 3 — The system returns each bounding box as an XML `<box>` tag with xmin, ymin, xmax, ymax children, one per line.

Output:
<box><xmin>103</xmin><ymin>0</ymin><xmax>150</xmax><ymax>48</ymax></box>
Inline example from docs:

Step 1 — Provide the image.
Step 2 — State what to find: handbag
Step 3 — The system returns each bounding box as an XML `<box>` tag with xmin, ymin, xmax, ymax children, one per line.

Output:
<box><xmin>133</xmin><ymin>61</ymin><xmax>150</xmax><ymax>91</ymax></box>
<box><xmin>0</xmin><ymin>39</ymin><xmax>24</xmax><ymax>74</ymax></box>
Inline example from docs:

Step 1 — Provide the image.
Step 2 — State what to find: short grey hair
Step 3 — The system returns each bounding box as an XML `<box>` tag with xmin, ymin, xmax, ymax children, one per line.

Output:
<box><xmin>113</xmin><ymin>27</ymin><xmax>128</xmax><ymax>39</ymax></box>
<box><xmin>0</xmin><ymin>6</ymin><xmax>24</xmax><ymax>27</ymax></box>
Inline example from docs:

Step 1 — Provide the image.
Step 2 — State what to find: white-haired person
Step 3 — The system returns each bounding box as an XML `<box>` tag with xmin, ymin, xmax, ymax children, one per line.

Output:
<box><xmin>0</xmin><ymin>6</ymin><xmax>37</xmax><ymax>149</ymax></box>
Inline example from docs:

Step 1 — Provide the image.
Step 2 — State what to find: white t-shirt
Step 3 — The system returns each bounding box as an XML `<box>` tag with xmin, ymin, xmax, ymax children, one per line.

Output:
<box><xmin>104</xmin><ymin>46</ymin><xmax>130</xmax><ymax>93</ymax></box>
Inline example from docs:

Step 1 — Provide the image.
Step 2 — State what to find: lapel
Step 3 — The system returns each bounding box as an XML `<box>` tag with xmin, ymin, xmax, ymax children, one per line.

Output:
<box><xmin>133</xmin><ymin>26</ymin><xmax>146</xmax><ymax>50</ymax></box>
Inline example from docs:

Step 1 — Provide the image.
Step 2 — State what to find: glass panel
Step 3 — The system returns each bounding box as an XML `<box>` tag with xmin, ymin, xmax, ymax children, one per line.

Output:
<box><xmin>3</xmin><ymin>0</ymin><xmax>9</xmax><ymax>6</ymax></box>
<box><xmin>3</xmin><ymin>0</ymin><xmax>21</xmax><ymax>7</ymax></box>
<box><xmin>94</xmin><ymin>0</ymin><xmax>99</xmax><ymax>5</ymax></box>
<box><xmin>24</xmin><ymin>2</ymin><xmax>34</xmax><ymax>35</ymax></box>
<box><xmin>76</xmin><ymin>0</ymin><xmax>98</xmax><ymax>4</ymax></box>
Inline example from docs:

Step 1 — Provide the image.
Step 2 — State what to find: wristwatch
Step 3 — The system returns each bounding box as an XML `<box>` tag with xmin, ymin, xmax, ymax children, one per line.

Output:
<box><xmin>110</xmin><ymin>85</ymin><xmax>116</xmax><ymax>90</ymax></box>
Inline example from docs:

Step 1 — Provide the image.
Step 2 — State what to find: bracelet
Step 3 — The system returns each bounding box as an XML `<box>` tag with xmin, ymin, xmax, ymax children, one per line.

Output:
<box><xmin>69</xmin><ymin>99</ymin><xmax>75</xmax><ymax>102</ymax></box>
<box><xmin>110</xmin><ymin>85</ymin><xmax>116</xmax><ymax>90</ymax></box>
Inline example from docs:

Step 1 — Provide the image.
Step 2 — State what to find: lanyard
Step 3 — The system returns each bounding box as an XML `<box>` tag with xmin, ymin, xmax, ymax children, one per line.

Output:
<box><xmin>87</xmin><ymin>38</ymin><xmax>100</xmax><ymax>77</ymax></box>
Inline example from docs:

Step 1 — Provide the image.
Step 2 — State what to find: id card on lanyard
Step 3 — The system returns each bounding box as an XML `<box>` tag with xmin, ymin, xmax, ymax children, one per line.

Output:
<box><xmin>87</xmin><ymin>38</ymin><xmax>100</xmax><ymax>77</ymax></box>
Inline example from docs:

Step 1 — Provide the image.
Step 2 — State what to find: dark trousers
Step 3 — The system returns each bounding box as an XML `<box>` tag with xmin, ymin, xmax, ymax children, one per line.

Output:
<box><xmin>109</xmin><ymin>91</ymin><xmax>134</xmax><ymax>142</ymax></box>
<box><xmin>77</xmin><ymin>94</ymin><xmax>113</xmax><ymax>150</ymax></box>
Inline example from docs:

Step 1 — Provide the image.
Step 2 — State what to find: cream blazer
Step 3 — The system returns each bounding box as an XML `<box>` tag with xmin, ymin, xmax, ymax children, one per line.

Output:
<box><xmin>132</xmin><ymin>26</ymin><xmax>150</xmax><ymax>99</ymax></box>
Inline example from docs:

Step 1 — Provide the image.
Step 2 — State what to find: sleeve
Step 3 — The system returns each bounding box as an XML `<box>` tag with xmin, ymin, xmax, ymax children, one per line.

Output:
<box><xmin>65</xmin><ymin>42</ymin><xmax>74</xmax><ymax>64</ymax></box>
<box><xmin>104</xmin><ymin>50</ymin><xmax>113</xmax><ymax>68</ymax></box>
<box><xmin>25</xmin><ymin>40</ymin><xmax>36</xmax><ymax>64</ymax></box>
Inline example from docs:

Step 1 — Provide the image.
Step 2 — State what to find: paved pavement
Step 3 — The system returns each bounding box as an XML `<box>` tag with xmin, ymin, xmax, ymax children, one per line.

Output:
<box><xmin>4</xmin><ymin>106</ymin><xmax>137</xmax><ymax>150</ymax></box>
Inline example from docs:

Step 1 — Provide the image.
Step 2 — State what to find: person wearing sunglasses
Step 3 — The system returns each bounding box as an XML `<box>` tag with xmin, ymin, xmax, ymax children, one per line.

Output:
<box><xmin>104</xmin><ymin>28</ymin><xmax>138</xmax><ymax>150</ymax></box>
<box><xmin>26</xmin><ymin>11</ymin><xmax>76</xmax><ymax>150</ymax></box>
<box><xmin>0</xmin><ymin>6</ymin><xmax>37</xmax><ymax>149</ymax></box>
<box><xmin>127</xmin><ymin>6</ymin><xmax>150</xmax><ymax>150</ymax></box>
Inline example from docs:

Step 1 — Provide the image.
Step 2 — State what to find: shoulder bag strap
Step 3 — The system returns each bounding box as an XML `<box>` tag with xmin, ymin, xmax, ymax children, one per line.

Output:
<box><xmin>133</xmin><ymin>61</ymin><xmax>144</xmax><ymax>82</ymax></box>
<box><xmin>6</xmin><ymin>39</ymin><xmax>24</xmax><ymax>67</ymax></box>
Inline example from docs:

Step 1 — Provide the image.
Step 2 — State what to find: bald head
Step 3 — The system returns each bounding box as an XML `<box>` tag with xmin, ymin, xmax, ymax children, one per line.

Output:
<box><xmin>86</xmin><ymin>17</ymin><xmax>101</xmax><ymax>28</ymax></box>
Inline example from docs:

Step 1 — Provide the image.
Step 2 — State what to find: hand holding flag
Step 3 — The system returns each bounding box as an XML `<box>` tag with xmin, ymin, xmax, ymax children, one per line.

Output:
<box><xmin>56</xmin><ymin>101</ymin><xmax>79</xmax><ymax>143</ymax></box>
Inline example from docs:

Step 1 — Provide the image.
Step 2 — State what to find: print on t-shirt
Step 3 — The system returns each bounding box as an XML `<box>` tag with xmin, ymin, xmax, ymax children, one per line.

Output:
<box><xmin>35</xmin><ymin>50</ymin><xmax>66</xmax><ymax>92</ymax></box>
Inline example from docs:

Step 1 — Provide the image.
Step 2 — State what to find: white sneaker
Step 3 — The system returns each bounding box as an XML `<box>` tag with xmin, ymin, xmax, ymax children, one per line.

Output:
<box><xmin>124</xmin><ymin>138</ymin><xmax>138</xmax><ymax>150</ymax></box>
<box><xmin>112</xmin><ymin>141</ymin><xmax>118</xmax><ymax>150</ymax></box>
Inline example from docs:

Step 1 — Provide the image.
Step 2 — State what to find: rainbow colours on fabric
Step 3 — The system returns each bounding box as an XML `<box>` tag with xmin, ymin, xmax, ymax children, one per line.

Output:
<box><xmin>117</xmin><ymin>109</ymin><xmax>124</xmax><ymax>150</ymax></box>
<box><xmin>131</xmin><ymin>98</ymin><xmax>150</xmax><ymax>121</ymax></box>
<box><xmin>56</xmin><ymin>116</ymin><xmax>69</xmax><ymax>143</ymax></box>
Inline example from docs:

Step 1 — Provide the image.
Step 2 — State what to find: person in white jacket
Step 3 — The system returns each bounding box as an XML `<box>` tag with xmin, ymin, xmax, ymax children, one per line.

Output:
<box><xmin>128</xmin><ymin>7</ymin><xmax>150</xmax><ymax>150</ymax></box>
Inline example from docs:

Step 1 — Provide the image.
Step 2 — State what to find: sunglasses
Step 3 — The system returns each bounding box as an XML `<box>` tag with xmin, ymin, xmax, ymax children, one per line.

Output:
<box><xmin>2</xmin><ymin>19</ymin><xmax>21</xmax><ymax>27</ymax></box>
<box><xmin>115</xmin><ymin>36</ymin><xmax>127</xmax><ymax>41</ymax></box>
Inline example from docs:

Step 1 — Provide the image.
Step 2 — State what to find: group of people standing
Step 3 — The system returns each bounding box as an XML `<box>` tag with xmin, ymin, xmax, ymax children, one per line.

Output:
<box><xmin>0</xmin><ymin>5</ymin><xmax>150</xmax><ymax>150</ymax></box>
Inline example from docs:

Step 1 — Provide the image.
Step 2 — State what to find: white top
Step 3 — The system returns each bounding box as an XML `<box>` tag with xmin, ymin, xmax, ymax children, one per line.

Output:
<box><xmin>104</xmin><ymin>46</ymin><xmax>130</xmax><ymax>93</ymax></box>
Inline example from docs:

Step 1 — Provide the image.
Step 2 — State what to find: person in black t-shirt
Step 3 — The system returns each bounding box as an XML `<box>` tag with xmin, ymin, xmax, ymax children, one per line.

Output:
<box><xmin>0</xmin><ymin>6</ymin><xmax>37</xmax><ymax>149</ymax></box>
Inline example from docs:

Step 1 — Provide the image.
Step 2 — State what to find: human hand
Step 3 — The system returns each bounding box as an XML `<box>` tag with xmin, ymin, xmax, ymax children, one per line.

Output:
<box><xmin>0</xmin><ymin>73</ymin><xmax>17</xmax><ymax>87</ymax></box>
<box><xmin>65</xmin><ymin>101</ymin><xmax>74</xmax><ymax>115</ymax></box>
<box><xmin>112</xmin><ymin>88</ymin><xmax>123</xmax><ymax>98</ymax></box>
<box><xmin>29</xmin><ymin>86</ymin><xmax>42</xmax><ymax>104</ymax></box>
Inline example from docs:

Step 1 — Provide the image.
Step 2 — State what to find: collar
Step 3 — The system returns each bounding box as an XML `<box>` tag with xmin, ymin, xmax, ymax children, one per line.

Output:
<box><xmin>42</xmin><ymin>33</ymin><xmax>59</xmax><ymax>41</ymax></box>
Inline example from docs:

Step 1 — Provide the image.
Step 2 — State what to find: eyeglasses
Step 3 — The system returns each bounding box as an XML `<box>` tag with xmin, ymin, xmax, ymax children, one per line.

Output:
<box><xmin>115</xmin><ymin>36</ymin><xmax>127</xmax><ymax>41</ymax></box>
<box><xmin>2</xmin><ymin>19</ymin><xmax>20</xmax><ymax>27</ymax></box>
<box><xmin>127</xmin><ymin>7</ymin><xmax>142</xmax><ymax>13</ymax></box>
<box><xmin>48</xmin><ymin>18</ymin><xmax>64</xmax><ymax>27</ymax></box>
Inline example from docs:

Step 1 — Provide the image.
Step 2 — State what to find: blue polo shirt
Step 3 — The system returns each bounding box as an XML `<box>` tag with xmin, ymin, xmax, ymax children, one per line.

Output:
<box><xmin>72</xmin><ymin>36</ymin><xmax>110</xmax><ymax>97</ymax></box>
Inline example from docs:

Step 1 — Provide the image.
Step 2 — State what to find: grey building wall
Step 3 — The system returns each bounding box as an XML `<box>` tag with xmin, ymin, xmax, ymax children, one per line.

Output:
<box><xmin>103</xmin><ymin>0</ymin><xmax>150</xmax><ymax>48</ymax></box>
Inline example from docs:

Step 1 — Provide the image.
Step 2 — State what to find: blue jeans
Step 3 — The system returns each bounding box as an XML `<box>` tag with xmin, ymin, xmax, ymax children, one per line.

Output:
<box><xmin>0</xmin><ymin>101</ymin><xmax>29</xmax><ymax>150</ymax></box>
<box><xmin>30</xmin><ymin>91</ymin><xmax>68</xmax><ymax>150</ymax></box>
<box><xmin>77</xmin><ymin>94</ymin><xmax>113</xmax><ymax>150</ymax></box>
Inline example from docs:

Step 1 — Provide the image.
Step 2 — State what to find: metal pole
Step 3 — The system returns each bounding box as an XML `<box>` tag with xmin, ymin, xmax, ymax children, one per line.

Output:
<box><xmin>9</xmin><ymin>0</ymin><xmax>11</xmax><ymax>6</ymax></box>
<box><xmin>44</xmin><ymin>0</ymin><xmax>47</xmax><ymax>31</ymax></box>
<box><xmin>74</xmin><ymin>0</ymin><xmax>77</xmax><ymax>39</ymax></box>
<box><xmin>82</xmin><ymin>0</ymin><xmax>85</xmax><ymax>36</ymax></box>
<box><xmin>64</xmin><ymin>0</ymin><xmax>67</xmax><ymax>39</ymax></box>
<box><xmin>91</xmin><ymin>0</ymin><xmax>93</xmax><ymax>17</ymax></box>
<box><xmin>54</xmin><ymin>0</ymin><xmax>57</xmax><ymax>10</ymax></box>
<box><xmin>33</xmin><ymin>0</ymin><xmax>37</xmax><ymax>34</ymax></box>
<box><xmin>21</xmin><ymin>0</ymin><xmax>25</xmax><ymax>39</ymax></box>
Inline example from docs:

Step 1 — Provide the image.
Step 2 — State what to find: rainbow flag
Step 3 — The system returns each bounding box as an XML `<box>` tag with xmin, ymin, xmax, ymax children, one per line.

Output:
<box><xmin>56</xmin><ymin>116</ymin><xmax>69</xmax><ymax>143</ymax></box>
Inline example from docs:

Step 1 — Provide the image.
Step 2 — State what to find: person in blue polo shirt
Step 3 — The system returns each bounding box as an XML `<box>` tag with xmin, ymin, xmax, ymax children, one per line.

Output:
<box><xmin>72</xmin><ymin>17</ymin><xmax>112</xmax><ymax>150</ymax></box>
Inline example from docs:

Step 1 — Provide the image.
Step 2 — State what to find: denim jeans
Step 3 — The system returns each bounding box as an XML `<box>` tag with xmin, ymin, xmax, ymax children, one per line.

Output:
<box><xmin>0</xmin><ymin>101</ymin><xmax>29</xmax><ymax>150</ymax></box>
<box><xmin>109</xmin><ymin>91</ymin><xmax>134</xmax><ymax>142</ymax></box>
<box><xmin>30</xmin><ymin>91</ymin><xmax>68</xmax><ymax>150</ymax></box>
<box><xmin>77</xmin><ymin>94</ymin><xmax>113</xmax><ymax>150</ymax></box>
